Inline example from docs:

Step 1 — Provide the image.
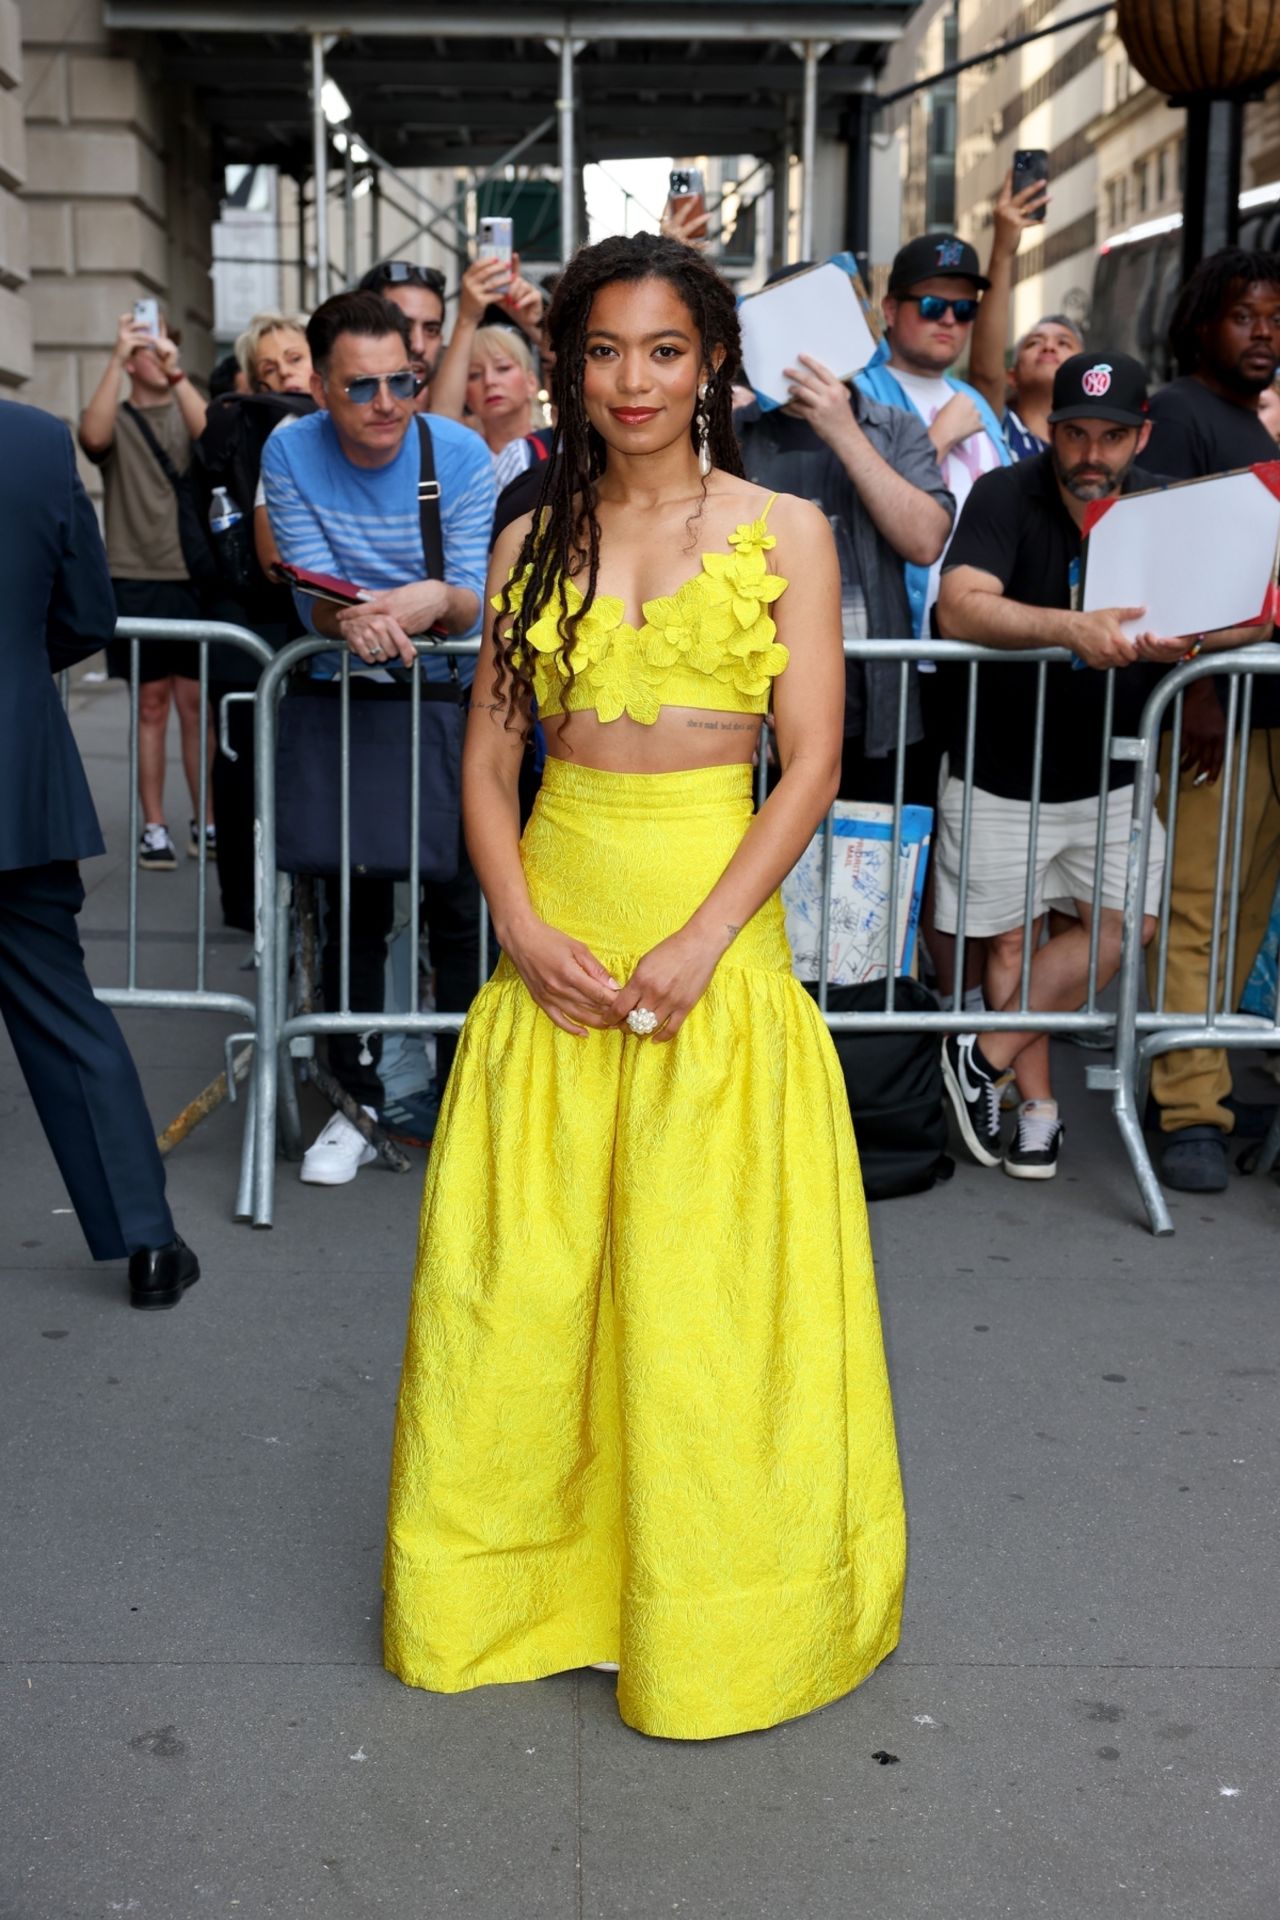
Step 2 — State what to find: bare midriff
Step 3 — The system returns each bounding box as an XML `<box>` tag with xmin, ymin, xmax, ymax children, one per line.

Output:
<box><xmin>539</xmin><ymin>704</ymin><xmax>764</xmax><ymax>776</ymax></box>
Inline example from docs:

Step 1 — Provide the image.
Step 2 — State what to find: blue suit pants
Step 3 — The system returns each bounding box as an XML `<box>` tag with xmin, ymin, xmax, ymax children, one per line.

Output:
<box><xmin>0</xmin><ymin>861</ymin><xmax>174</xmax><ymax>1260</ymax></box>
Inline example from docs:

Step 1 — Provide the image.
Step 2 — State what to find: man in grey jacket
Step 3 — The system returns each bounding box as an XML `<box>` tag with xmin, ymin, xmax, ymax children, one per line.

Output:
<box><xmin>735</xmin><ymin>343</ymin><xmax>953</xmax><ymax>803</ymax></box>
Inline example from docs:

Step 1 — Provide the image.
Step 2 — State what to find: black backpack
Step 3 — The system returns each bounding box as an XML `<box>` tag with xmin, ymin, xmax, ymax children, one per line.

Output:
<box><xmin>192</xmin><ymin>390</ymin><xmax>316</xmax><ymax>608</ymax></box>
<box><xmin>804</xmin><ymin>977</ymin><xmax>954</xmax><ymax>1201</ymax></box>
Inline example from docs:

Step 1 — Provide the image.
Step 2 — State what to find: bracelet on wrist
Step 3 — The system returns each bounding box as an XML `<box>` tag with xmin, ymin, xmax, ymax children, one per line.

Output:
<box><xmin>167</xmin><ymin>369</ymin><xmax>186</xmax><ymax>387</ymax></box>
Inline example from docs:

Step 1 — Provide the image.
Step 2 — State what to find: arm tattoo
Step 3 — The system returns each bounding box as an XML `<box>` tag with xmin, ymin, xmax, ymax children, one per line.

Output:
<box><xmin>725</xmin><ymin>922</ymin><xmax>742</xmax><ymax>943</ymax></box>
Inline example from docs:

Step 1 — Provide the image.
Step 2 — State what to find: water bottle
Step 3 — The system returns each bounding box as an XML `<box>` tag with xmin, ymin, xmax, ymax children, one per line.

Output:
<box><xmin>208</xmin><ymin>485</ymin><xmax>242</xmax><ymax>536</ymax></box>
<box><xmin>208</xmin><ymin>485</ymin><xmax>252</xmax><ymax>591</ymax></box>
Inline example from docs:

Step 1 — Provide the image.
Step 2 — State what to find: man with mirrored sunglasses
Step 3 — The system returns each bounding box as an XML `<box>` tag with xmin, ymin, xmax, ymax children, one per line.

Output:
<box><xmin>261</xmin><ymin>290</ymin><xmax>496</xmax><ymax>1184</ymax></box>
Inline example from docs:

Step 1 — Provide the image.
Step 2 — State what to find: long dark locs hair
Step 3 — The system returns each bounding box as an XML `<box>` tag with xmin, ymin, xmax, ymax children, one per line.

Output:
<box><xmin>493</xmin><ymin>231</ymin><xmax>745</xmax><ymax>726</ymax></box>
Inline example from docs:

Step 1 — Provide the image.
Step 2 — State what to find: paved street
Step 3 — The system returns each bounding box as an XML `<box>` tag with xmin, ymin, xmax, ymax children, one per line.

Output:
<box><xmin>2</xmin><ymin>678</ymin><xmax>1278</xmax><ymax>1920</ymax></box>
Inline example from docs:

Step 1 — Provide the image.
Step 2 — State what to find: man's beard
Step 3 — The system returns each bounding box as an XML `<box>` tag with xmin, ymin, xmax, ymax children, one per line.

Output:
<box><xmin>1212</xmin><ymin>350</ymin><xmax>1279</xmax><ymax>397</ymax></box>
<box><xmin>1052</xmin><ymin>450</ymin><xmax>1132</xmax><ymax>500</ymax></box>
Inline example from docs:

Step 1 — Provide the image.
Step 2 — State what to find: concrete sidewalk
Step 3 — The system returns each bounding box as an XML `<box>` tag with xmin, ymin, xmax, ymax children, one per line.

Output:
<box><xmin>2</xmin><ymin>679</ymin><xmax>1278</xmax><ymax>1920</ymax></box>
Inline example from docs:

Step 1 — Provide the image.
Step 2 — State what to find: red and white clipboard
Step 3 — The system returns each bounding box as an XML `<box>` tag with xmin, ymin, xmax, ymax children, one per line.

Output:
<box><xmin>1080</xmin><ymin>460</ymin><xmax>1280</xmax><ymax>638</ymax></box>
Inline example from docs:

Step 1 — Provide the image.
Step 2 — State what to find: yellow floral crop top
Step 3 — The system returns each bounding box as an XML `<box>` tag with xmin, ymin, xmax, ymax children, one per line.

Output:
<box><xmin>494</xmin><ymin>494</ymin><xmax>789</xmax><ymax>725</ymax></box>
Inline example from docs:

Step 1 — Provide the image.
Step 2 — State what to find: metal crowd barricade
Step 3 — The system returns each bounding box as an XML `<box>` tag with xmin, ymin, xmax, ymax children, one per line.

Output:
<box><xmin>246</xmin><ymin>635</ymin><xmax>1280</xmax><ymax>1233</ymax></box>
<box><xmin>1104</xmin><ymin>644</ymin><xmax>1280</xmax><ymax>1235</ymax></box>
<box><xmin>250</xmin><ymin>635</ymin><xmax>482</xmax><ymax>1227</ymax></box>
<box><xmin>81</xmin><ymin>616</ymin><xmax>275</xmax><ymax>1217</ymax></box>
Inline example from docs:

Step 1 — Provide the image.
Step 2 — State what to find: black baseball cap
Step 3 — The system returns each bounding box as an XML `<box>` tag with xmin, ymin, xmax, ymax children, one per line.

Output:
<box><xmin>887</xmin><ymin>232</ymin><xmax>990</xmax><ymax>296</ymax></box>
<box><xmin>1047</xmin><ymin>351</ymin><xmax>1149</xmax><ymax>426</ymax></box>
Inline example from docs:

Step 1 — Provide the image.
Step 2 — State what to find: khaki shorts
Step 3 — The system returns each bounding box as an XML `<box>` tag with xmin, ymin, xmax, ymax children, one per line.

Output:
<box><xmin>932</xmin><ymin>777</ymin><xmax>1166</xmax><ymax>937</ymax></box>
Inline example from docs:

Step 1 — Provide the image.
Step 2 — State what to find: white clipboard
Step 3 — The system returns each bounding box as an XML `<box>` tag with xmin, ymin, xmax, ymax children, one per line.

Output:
<box><xmin>738</xmin><ymin>254</ymin><xmax>880</xmax><ymax>413</ymax></box>
<box><xmin>1080</xmin><ymin>463</ymin><xmax>1280</xmax><ymax>639</ymax></box>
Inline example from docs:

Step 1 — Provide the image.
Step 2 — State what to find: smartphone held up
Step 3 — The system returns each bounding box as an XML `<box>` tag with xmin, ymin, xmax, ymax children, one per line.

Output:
<box><xmin>132</xmin><ymin>296</ymin><xmax>160</xmax><ymax>338</ymax></box>
<box><xmin>1011</xmin><ymin>149</ymin><xmax>1049</xmax><ymax>218</ymax></box>
<box><xmin>668</xmin><ymin>166</ymin><xmax>708</xmax><ymax>241</ymax></box>
<box><xmin>477</xmin><ymin>216</ymin><xmax>514</xmax><ymax>287</ymax></box>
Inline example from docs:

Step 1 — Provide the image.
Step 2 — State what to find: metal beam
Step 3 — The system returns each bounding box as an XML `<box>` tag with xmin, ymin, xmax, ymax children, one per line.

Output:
<box><xmin>161</xmin><ymin>53</ymin><xmax>881</xmax><ymax>95</ymax></box>
<box><xmin>207</xmin><ymin>97</ymin><xmax>835</xmax><ymax>137</ymax></box>
<box><xmin>105</xmin><ymin>4</ymin><xmax>909</xmax><ymax>44</ymax></box>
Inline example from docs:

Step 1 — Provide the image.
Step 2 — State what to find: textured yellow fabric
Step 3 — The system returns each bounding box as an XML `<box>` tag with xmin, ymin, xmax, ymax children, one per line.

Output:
<box><xmin>384</xmin><ymin>759</ymin><xmax>906</xmax><ymax>1741</ymax></box>
<box><xmin>497</xmin><ymin>499</ymin><xmax>790</xmax><ymax>724</ymax></box>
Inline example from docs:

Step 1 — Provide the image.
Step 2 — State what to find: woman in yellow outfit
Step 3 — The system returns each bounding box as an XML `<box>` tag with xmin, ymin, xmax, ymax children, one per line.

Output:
<box><xmin>384</xmin><ymin>232</ymin><xmax>905</xmax><ymax>1740</ymax></box>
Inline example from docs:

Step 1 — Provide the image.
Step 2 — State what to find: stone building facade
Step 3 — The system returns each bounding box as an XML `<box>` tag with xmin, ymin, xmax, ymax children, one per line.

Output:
<box><xmin>3</xmin><ymin>0</ymin><xmax>213</xmax><ymax>489</ymax></box>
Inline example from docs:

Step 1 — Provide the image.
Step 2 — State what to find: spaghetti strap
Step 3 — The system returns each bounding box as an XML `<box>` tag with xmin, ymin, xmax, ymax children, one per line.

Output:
<box><xmin>759</xmin><ymin>490</ymin><xmax>779</xmax><ymax>522</ymax></box>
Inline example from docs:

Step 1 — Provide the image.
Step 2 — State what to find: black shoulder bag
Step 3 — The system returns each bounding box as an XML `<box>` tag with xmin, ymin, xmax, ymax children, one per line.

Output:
<box><xmin>121</xmin><ymin>401</ymin><xmax>219</xmax><ymax>588</ymax></box>
<box><xmin>273</xmin><ymin>418</ymin><xmax>466</xmax><ymax>883</ymax></box>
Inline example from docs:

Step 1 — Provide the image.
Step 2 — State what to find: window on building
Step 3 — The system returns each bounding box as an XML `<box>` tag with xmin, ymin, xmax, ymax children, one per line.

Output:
<box><xmin>1156</xmin><ymin>147</ymin><xmax>1168</xmax><ymax>204</ymax></box>
<box><xmin>1137</xmin><ymin>160</ymin><xmax>1149</xmax><ymax>214</ymax></box>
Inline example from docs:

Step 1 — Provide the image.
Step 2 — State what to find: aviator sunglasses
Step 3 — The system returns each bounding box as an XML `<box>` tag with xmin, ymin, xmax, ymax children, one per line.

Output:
<box><xmin>902</xmin><ymin>293</ymin><xmax>981</xmax><ymax>323</ymax></box>
<box><xmin>336</xmin><ymin>369</ymin><xmax>424</xmax><ymax>404</ymax></box>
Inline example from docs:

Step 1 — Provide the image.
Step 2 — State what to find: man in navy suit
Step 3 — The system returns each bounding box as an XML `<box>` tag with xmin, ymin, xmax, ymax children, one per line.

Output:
<box><xmin>0</xmin><ymin>399</ymin><xmax>199</xmax><ymax>1308</ymax></box>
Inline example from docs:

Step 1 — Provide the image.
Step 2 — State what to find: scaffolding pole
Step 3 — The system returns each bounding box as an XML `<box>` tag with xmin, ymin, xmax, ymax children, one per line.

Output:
<box><xmin>343</xmin><ymin>131</ymin><xmax>356</xmax><ymax>284</ymax></box>
<box><xmin>797</xmin><ymin>39</ymin><xmax>829</xmax><ymax>262</ymax></box>
<box><xmin>559</xmin><ymin>36</ymin><xmax>578</xmax><ymax>260</ymax></box>
<box><xmin>310</xmin><ymin>31</ymin><xmax>329</xmax><ymax>302</ymax></box>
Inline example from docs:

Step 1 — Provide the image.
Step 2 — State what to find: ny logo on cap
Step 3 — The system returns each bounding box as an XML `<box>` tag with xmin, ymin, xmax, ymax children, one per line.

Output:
<box><xmin>936</xmin><ymin>239</ymin><xmax>966</xmax><ymax>268</ymax></box>
<box><xmin>1082</xmin><ymin>363</ymin><xmax>1113</xmax><ymax>397</ymax></box>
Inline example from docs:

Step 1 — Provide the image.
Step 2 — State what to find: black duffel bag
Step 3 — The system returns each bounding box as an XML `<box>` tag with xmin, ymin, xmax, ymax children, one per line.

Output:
<box><xmin>804</xmin><ymin>976</ymin><xmax>953</xmax><ymax>1201</ymax></box>
<box><xmin>274</xmin><ymin>675</ymin><xmax>464</xmax><ymax>881</ymax></box>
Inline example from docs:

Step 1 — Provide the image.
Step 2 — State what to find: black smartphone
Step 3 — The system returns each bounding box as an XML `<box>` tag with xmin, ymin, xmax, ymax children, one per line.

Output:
<box><xmin>1012</xmin><ymin>149</ymin><xmax>1049</xmax><ymax>218</ymax></box>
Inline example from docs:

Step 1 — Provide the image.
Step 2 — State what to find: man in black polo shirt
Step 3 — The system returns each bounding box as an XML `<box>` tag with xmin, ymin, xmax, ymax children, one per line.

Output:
<box><xmin>933</xmin><ymin>353</ymin><xmax>1180</xmax><ymax>1179</ymax></box>
<box><xmin>1140</xmin><ymin>248</ymin><xmax>1280</xmax><ymax>1193</ymax></box>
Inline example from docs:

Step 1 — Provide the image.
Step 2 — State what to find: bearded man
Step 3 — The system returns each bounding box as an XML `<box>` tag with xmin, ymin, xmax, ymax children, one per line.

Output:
<box><xmin>932</xmin><ymin>352</ymin><xmax>1252</xmax><ymax>1180</ymax></box>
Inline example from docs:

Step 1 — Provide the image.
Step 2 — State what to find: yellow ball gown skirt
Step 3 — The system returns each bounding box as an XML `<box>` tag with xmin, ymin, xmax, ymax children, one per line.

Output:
<box><xmin>384</xmin><ymin>757</ymin><xmax>905</xmax><ymax>1740</ymax></box>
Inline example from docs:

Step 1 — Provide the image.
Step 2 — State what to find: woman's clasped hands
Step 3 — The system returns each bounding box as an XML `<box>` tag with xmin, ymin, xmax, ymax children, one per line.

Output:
<box><xmin>507</xmin><ymin>918</ymin><xmax>724</xmax><ymax>1042</ymax></box>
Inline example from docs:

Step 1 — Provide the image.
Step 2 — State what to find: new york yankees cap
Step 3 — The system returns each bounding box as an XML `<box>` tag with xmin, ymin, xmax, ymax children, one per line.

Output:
<box><xmin>1047</xmin><ymin>351</ymin><xmax>1150</xmax><ymax>426</ymax></box>
<box><xmin>887</xmin><ymin>232</ymin><xmax>990</xmax><ymax>295</ymax></box>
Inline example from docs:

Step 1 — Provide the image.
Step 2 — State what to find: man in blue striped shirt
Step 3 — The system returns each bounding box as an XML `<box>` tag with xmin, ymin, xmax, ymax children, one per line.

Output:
<box><xmin>261</xmin><ymin>291</ymin><xmax>497</xmax><ymax>1184</ymax></box>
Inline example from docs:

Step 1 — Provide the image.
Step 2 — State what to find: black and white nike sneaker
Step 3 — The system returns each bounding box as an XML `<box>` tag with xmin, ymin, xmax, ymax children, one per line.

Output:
<box><xmin>941</xmin><ymin>1033</ymin><xmax>1005</xmax><ymax>1168</ymax></box>
<box><xmin>1003</xmin><ymin>1101</ymin><xmax>1063</xmax><ymax>1180</ymax></box>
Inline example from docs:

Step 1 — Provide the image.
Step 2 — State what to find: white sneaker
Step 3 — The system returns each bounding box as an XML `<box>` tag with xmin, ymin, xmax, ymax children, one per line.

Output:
<box><xmin>300</xmin><ymin>1106</ymin><xmax>379</xmax><ymax>1185</ymax></box>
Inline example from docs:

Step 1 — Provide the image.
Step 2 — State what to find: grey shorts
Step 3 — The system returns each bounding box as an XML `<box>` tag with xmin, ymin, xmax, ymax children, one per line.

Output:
<box><xmin>931</xmin><ymin>777</ymin><xmax>1166</xmax><ymax>937</ymax></box>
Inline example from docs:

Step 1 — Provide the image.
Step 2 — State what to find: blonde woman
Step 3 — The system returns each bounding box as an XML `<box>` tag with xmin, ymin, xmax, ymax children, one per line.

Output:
<box><xmin>464</xmin><ymin>324</ymin><xmax>543</xmax><ymax>487</ymax></box>
<box><xmin>429</xmin><ymin>252</ymin><xmax>547</xmax><ymax>484</ymax></box>
<box><xmin>235</xmin><ymin>312</ymin><xmax>313</xmax><ymax>395</ymax></box>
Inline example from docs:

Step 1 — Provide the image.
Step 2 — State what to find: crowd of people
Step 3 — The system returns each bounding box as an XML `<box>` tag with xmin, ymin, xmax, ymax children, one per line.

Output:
<box><xmin>71</xmin><ymin>189</ymin><xmax>1280</xmax><ymax>1202</ymax></box>
<box><xmin>8</xmin><ymin>174</ymin><xmax>1280</xmax><ymax>1754</ymax></box>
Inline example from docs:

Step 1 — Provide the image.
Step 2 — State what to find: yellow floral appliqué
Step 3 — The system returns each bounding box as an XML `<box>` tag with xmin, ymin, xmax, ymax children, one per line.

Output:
<box><xmin>500</xmin><ymin>510</ymin><xmax>790</xmax><ymax>724</ymax></box>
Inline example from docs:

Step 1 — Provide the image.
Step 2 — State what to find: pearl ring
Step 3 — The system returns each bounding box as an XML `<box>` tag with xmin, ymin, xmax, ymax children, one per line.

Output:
<box><xmin>626</xmin><ymin>1007</ymin><xmax>659</xmax><ymax>1036</ymax></box>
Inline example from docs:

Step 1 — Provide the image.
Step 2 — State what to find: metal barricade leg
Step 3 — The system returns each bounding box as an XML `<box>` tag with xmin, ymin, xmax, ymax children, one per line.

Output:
<box><xmin>275</xmin><ymin>869</ymin><xmax>304</xmax><ymax>1161</ymax></box>
<box><xmin>1105</xmin><ymin>706</ymin><xmax>1174</xmax><ymax>1235</ymax></box>
<box><xmin>234</xmin><ymin>1066</ymin><xmax>257</xmax><ymax>1222</ymax></box>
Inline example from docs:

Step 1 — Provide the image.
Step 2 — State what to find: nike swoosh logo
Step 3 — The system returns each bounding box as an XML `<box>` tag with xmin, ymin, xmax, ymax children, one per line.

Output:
<box><xmin>954</xmin><ymin>1046</ymin><xmax>984</xmax><ymax>1105</ymax></box>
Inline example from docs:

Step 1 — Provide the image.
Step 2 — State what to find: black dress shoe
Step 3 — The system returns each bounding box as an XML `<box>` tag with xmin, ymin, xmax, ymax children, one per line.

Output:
<box><xmin>128</xmin><ymin>1236</ymin><xmax>200</xmax><ymax>1310</ymax></box>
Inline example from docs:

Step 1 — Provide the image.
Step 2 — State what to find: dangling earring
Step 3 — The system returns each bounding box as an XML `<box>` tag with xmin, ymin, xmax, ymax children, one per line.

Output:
<box><xmin>696</xmin><ymin>381</ymin><xmax>712</xmax><ymax>477</ymax></box>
